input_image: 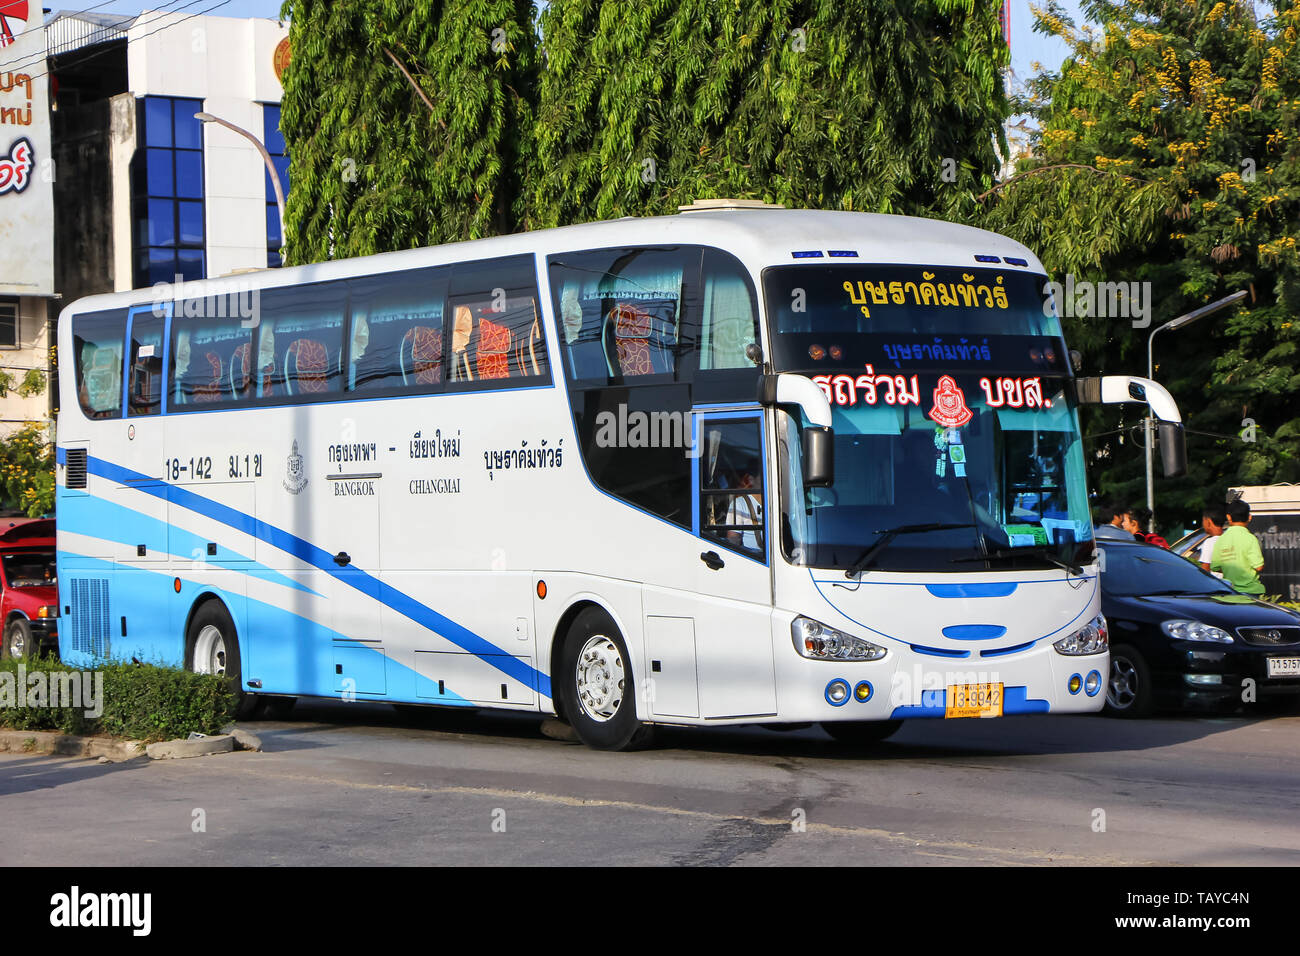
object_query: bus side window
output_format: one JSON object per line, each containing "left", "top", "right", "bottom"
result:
{"left": 347, "top": 267, "right": 450, "bottom": 393}
{"left": 547, "top": 247, "right": 690, "bottom": 383}
{"left": 170, "top": 306, "right": 254, "bottom": 407}
{"left": 72, "top": 310, "right": 126, "bottom": 420}
{"left": 128, "top": 313, "right": 165, "bottom": 416}
{"left": 257, "top": 282, "right": 347, "bottom": 398}
{"left": 697, "top": 249, "right": 759, "bottom": 371}
{"left": 446, "top": 255, "right": 548, "bottom": 386}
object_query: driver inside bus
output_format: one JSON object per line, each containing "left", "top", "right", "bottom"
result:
{"left": 723, "top": 459, "right": 764, "bottom": 553}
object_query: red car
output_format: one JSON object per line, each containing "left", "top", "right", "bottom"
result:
{"left": 0, "top": 518, "right": 58, "bottom": 660}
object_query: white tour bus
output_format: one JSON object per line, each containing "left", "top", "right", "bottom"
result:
{"left": 54, "top": 204, "right": 1187, "bottom": 750}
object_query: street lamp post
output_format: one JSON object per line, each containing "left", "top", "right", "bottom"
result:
{"left": 194, "top": 111, "right": 286, "bottom": 249}
{"left": 1143, "top": 290, "right": 1249, "bottom": 530}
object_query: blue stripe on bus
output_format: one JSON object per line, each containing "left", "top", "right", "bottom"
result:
{"left": 910, "top": 644, "right": 970, "bottom": 658}
{"left": 56, "top": 552, "right": 475, "bottom": 706}
{"left": 980, "top": 641, "right": 1037, "bottom": 657}
{"left": 59, "top": 492, "right": 322, "bottom": 598}
{"left": 75, "top": 454, "right": 552, "bottom": 699}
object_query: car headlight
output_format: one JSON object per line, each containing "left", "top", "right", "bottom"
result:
{"left": 792, "top": 616, "right": 887, "bottom": 662}
{"left": 1161, "top": 620, "right": 1233, "bottom": 643}
{"left": 1053, "top": 614, "right": 1108, "bottom": 655}
{"left": 37, "top": 605, "right": 58, "bottom": 619}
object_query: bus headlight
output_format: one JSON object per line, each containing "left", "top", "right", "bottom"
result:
{"left": 1053, "top": 614, "right": 1108, "bottom": 656}
{"left": 792, "top": 616, "right": 887, "bottom": 662}
{"left": 1161, "top": 620, "right": 1233, "bottom": 643}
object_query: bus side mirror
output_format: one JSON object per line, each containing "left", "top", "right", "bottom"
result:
{"left": 759, "top": 372, "right": 836, "bottom": 487}
{"left": 1159, "top": 421, "right": 1187, "bottom": 478}
{"left": 802, "top": 426, "right": 834, "bottom": 487}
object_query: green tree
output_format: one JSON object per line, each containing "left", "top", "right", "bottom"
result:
{"left": 975, "top": 0, "right": 1300, "bottom": 530}
{"left": 533, "top": 0, "right": 1011, "bottom": 225}
{"left": 0, "top": 423, "right": 54, "bottom": 517}
{"left": 279, "top": 0, "right": 538, "bottom": 262}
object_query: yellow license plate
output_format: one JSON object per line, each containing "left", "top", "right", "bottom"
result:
{"left": 945, "top": 682, "right": 1004, "bottom": 718}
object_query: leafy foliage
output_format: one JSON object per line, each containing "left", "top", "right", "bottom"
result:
{"left": 532, "top": 0, "right": 1011, "bottom": 224}
{"left": 0, "top": 422, "right": 54, "bottom": 517}
{"left": 278, "top": 0, "right": 538, "bottom": 262}
{"left": 0, "top": 658, "right": 236, "bottom": 742}
{"left": 974, "top": 0, "right": 1300, "bottom": 532}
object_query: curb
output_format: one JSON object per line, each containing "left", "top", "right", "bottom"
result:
{"left": 0, "top": 729, "right": 144, "bottom": 761}
{"left": 146, "top": 734, "right": 235, "bottom": 759}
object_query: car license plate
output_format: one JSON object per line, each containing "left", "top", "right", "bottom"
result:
{"left": 946, "top": 682, "right": 1004, "bottom": 718}
{"left": 1266, "top": 657, "right": 1300, "bottom": 678}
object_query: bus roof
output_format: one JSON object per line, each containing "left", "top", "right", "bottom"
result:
{"left": 61, "top": 208, "right": 1046, "bottom": 317}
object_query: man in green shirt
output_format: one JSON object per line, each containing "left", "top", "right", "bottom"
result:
{"left": 1211, "top": 500, "right": 1266, "bottom": 595}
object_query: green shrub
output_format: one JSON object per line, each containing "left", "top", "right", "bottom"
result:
{"left": 0, "top": 655, "right": 236, "bottom": 742}
{"left": 98, "top": 661, "right": 236, "bottom": 741}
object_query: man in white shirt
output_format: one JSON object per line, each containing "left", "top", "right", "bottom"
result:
{"left": 724, "top": 465, "right": 763, "bottom": 554}
{"left": 1199, "top": 505, "right": 1226, "bottom": 575}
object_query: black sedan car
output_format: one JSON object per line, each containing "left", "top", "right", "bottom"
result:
{"left": 1099, "top": 538, "right": 1300, "bottom": 716}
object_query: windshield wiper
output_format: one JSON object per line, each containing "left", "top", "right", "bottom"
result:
{"left": 951, "top": 543, "right": 1085, "bottom": 576}
{"left": 844, "top": 523, "right": 978, "bottom": 579}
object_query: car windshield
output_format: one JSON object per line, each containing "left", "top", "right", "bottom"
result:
{"left": 2, "top": 552, "right": 55, "bottom": 588}
{"left": 1100, "top": 544, "right": 1234, "bottom": 597}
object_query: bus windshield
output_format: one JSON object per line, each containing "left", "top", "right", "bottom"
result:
{"left": 765, "top": 264, "right": 1092, "bottom": 573}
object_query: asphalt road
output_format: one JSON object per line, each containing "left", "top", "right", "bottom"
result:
{"left": 4, "top": 701, "right": 1300, "bottom": 866}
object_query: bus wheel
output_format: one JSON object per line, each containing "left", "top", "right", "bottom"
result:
{"left": 187, "top": 601, "right": 260, "bottom": 720}
{"left": 1105, "top": 644, "right": 1153, "bottom": 717}
{"left": 820, "top": 720, "right": 902, "bottom": 745}
{"left": 559, "top": 607, "right": 653, "bottom": 751}
{"left": 2, "top": 619, "right": 37, "bottom": 660}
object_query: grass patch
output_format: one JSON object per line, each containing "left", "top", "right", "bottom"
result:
{"left": 0, "top": 654, "right": 236, "bottom": 743}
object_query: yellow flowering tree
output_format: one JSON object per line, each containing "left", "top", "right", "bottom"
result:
{"left": 0, "top": 423, "right": 54, "bottom": 517}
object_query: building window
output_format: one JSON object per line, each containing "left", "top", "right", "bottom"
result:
{"left": 133, "top": 96, "right": 205, "bottom": 288}
{"left": 0, "top": 299, "right": 17, "bottom": 348}
{"left": 264, "top": 103, "right": 289, "bottom": 268}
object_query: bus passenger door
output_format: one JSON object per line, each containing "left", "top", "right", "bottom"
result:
{"left": 687, "top": 411, "right": 777, "bottom": 718}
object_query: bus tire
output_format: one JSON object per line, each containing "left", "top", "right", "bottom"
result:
{"left": 1105, "top": 644, "right": 1153, "bottom": 718}
{"left": 2, "top": 618, "right": 37, "bottom": 660}
{"left": 559, "top": 607, "right": 653, "bottom": 751}
{"left": 820, "top": 719, "right": 902, "bottom": 745}
{"left": 186, "top": 601, "right": 260, "bottom": 721}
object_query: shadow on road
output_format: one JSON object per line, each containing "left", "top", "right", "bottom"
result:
{"left": 238, "top": 696, "right": 1298, "bottom": 763}
{"left": 0, "top": 752, "right": 148, "bottom": 797}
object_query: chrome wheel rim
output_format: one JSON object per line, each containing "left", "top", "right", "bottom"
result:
{"left": 7, "top": 625, "right": 24, "bottom": 658}
{"left": 193, "top": 624, "right": 228, "bottom": 676}
{"left": 1108, "top": 656, "right": 1137, "bottom": 710}
{"left": 575, "top": 634, "right": 625, "bottom": 722}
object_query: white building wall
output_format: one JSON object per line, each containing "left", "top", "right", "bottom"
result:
{"left": 0, "top": 297, "right": 53, "bottom": 434}
{"left": 126, "top": 11, "right": 288, "bottom": 282}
